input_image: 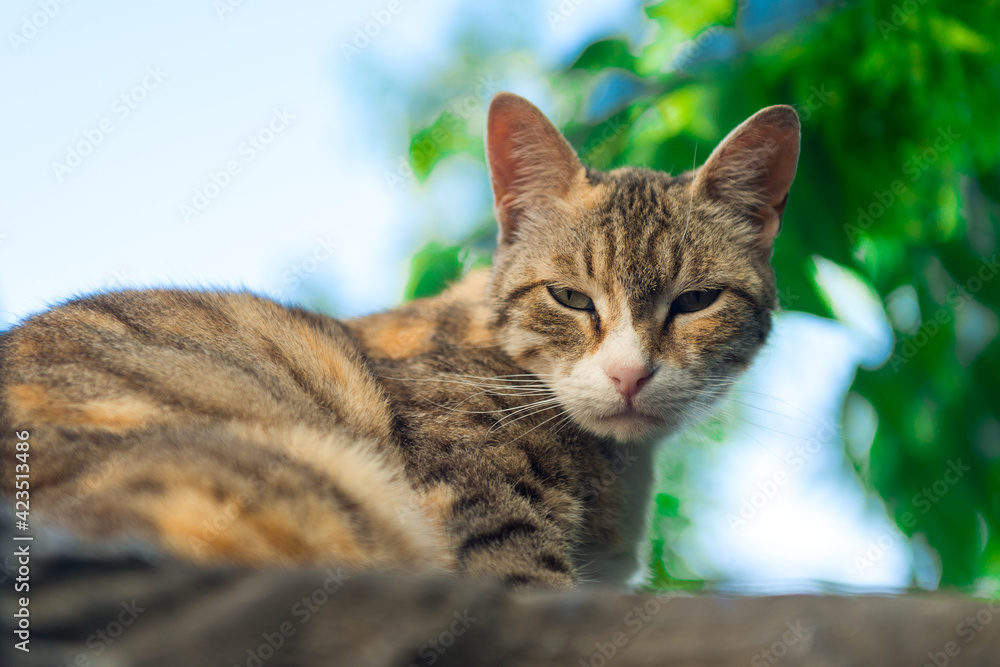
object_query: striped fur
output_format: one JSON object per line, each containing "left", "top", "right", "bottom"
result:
{"left": 0, "top": 93, "right": 799, "bottom": 588}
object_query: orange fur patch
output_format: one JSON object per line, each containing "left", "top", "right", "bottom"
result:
{"left": 71, "top": 397, "right": 163, "bottom": 431}
{"left": 368, "top": 316, "right": 435, "bottom": 360}
{"left": 5, "top": 384, "right": 50, "bottom": 423}
{"left": 6, "top": 384, "right": 161, "bottom": 432}
{"left": 419, "top": 483, "right": 456, "bottom": 528}
{"left": 461, "top": 305, "right": 496, "bottom": 348}
{"left": 293, "top": 322, "right": 352, "bottom": 385}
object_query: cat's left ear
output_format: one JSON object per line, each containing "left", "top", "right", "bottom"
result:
{"left": 694, "top": 105, "right": 800, "bottom": 254}
{"left": 486, "top": 92, "right": 584, "bottom": 245}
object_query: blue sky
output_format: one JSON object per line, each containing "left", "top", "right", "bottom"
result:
{"left": 1, "top": 0, "right": 917, "bottom": 590}
{"left": 0, "top": 0, "right": 647, "bottom": 321}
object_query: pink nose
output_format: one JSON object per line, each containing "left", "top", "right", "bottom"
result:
{"left": 607, "top": 366, "right": 653, "bottom": 402}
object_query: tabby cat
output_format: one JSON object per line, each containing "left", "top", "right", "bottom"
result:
{"left": 0, "top": 93, "right": 799, "bottom": 589}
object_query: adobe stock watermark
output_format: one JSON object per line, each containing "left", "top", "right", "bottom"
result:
{"left": 340, "top": 0, "right": 409, "bottom": 62}
{"left": 750, "top": 619, "right": 812, "bottom": 666}
{"left": 922, "top": 596, "right": 1000, "bottom": 667}
{"left": 578, "top": 595, "right": 672, "bottom": 667}
{"left": 580, "top": 449, "right": 639, "bottom": 506}
{"left": 853, "top": 524, "right": 908, "bottom": 576}
{"left": 777, "top": 285, "right": 801, "bottom": 310}
{"left": 671, "top": 1, "right": 749, "bottom": 73}
{"left": 792, "top": 85, "right": 834, "bottom": 122}
{"left": 878, "top": 0, "right": 930, "bottom": 40}
{"left": 51, "top": 66, "right": 169, "bottom": 182}
{"left": 51, "top": 600, "right": 145, "bottom": 666}
{"left": 727, "top": 418, "right": 836, "bottom": 532}
{"left": 889, "top": 255, "right": 998, "bottom": 371}
{"left": 185, "top": 439, "right": 355, "bottom": 560}
{"left": 854, "top": 459, "right": 969, "bottom": 574}
{"left": 577, "top": 116, "right": 630, "bottom": 166}
{"left": 280, "top": 236, "right": 340, "bottom": 294}
{"left": 187, "top": 477, "right": 267, "bottom": 558}
{"left": 8, "top": 0, "right": 73, "bottom": 53}
{"left": 55, "top": 447, "right": 138, "bottom": 515}
{"left": 669, "top": 1, "right": 750, "bottom": 73}
{"left": 547, "top": 0, "right": 590, "bottom": 29}
{"left": 843, "top": 126, "right": 960, "bottom": 243}
{"left": 214, "top": 0, "right": 248, "bottom": 21}
{"left": 671, "top": 25, "right": 724, "bottom": 72}
{"left": 384, "top": 76, "right": 503, "bottom": 193}
{"left": 104, "top": 267, "right": 137, "bottom": 289}
{"left": 235, "top": 568, "right": 351, "bottom": 667}
{"left": 407, "top": 610, "right": 478, "bottom": 667}
{"left": 186, "top": 446, "right": 306, "bottom": 558}
{"left": 179, "top": 107, "right": 295, "bottom": 224}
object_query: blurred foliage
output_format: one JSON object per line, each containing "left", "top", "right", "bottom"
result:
{"left": 402, "top": 0, "right": 1000, "bottom": 589}
{"left": 403, "top": 242, "right": 465, "bottom": 300}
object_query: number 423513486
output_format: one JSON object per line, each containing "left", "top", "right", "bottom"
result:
{"left": 14, "top": 430, "right": 30, "bottom": 524}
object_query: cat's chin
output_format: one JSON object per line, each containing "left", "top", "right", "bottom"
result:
{"left": 582, "top": 410, "right": 670, "bottom": 444}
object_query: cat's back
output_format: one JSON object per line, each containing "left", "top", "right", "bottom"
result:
{"left": 1, "top": 288, "right": 394, "bottom": 440}
{"left": 0, "top": 289, "right": 447, "bottom": 568}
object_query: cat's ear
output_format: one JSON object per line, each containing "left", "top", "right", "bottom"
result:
{"left": 486, "top": 92, "right": 584, "bottom": 245}
{"left": 694, "top": 105, "right": 800, "bottom": 253}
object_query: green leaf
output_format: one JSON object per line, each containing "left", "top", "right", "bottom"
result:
{"left": 655, "top": 492, "right": 681, "bottom": 518}
{"left": 570, "top": 39, "right": 638, "bottom": 72}
{"left": 928, "top": 16, "right": 993, "bottom": 54}
{"left": 403, "top": 242, "right": 464, "bottom": 301}
{"left": 645, "top": 0, "right": 736, "bottom": 32}
{"left": 409, "top": 113, "right": 477, "bottom": 180}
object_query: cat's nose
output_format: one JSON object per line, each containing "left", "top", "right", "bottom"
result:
{"left": 607, "top": 365, "right": 653, "bottom": 403}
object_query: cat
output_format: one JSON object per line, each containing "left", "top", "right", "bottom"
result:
{"left": 0, "top": 92, "right": 799, "bottom": 589}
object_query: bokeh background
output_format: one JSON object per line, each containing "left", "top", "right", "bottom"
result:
{"left": 2, "top": 0, "right": 998, "bottom": 594}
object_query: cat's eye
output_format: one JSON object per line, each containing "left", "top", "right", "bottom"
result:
{"left": 548, "top": 286, "right": 594, "bottom": 311}
{"left": 672, "top": 289, "right": 721, "bottom": 314}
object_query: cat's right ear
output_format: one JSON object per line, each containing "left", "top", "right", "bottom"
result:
{"left": 486, "top": 93, "right": 583, "bottom": 245}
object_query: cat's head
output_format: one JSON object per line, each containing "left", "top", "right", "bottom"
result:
{"left": 484, "top": 92, "right": 799, "bottom": 443}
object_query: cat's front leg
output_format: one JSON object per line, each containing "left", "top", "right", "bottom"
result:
{"left": 434, "top": 458, "right": 581, "bottom": 590}
{"left": 452, "top": 501, "right": 578, "bottom": 590}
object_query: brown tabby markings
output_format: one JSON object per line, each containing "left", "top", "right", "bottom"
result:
{"left": 0, "top": 93, "right": 799, "bottom": 588}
